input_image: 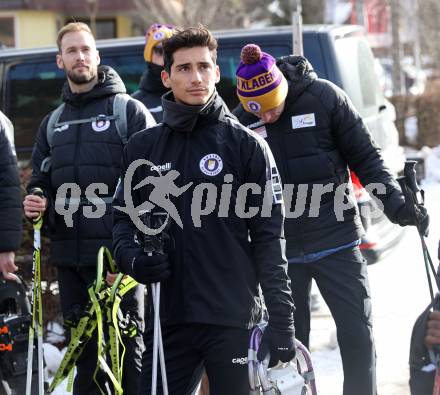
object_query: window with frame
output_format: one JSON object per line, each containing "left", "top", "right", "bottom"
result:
{"left": 67, "top": 18, "right": 116, "bottom": 40}
{"left": 0, "top": 16, "right": 15, "bottom": 47}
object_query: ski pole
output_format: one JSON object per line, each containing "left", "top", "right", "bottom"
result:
{"left": 150, "top": 279, "right": 168, "bottom": 395}
{"left": 397, "top": 161, "right": 438, "bottom": 301}
{"left": 26, "top": 187, "right": 45, "bottom": 395}
{"left": 140, "top": 209, "right": 169, "bottom": 395}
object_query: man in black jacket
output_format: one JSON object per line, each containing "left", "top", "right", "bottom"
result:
{"left": 0, "top": 111, "right": 22, "bottom": 281}
{"left": 23, "top": 22, "right": 155, "bottom": 395}
{"left": 233, "top": 44, "right": 429, "bottom": 395}
{"left": 113, "top": 26, "right": 295, "bottom": 395}
{"left": 132, "top": 23, "right": 174, "bottom": 122}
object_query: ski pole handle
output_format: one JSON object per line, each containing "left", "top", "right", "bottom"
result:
{"left": 31, "top": 187, "right": 44, "bottom": 224}
{"left": 403, "top": 160, "right": 420, "bottom": 198}
{"left": 396, "top": 176, "right": 409, "bottom": 201}
{"left": 31, "top": 187, "right": 44, "bottom": 198}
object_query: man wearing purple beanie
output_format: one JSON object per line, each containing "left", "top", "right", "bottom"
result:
{"left": 234, "top": 44, "right": 429, "bottom": 395}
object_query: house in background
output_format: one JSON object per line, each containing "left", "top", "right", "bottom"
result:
{"left": 0, "top": 0, "right": 138, "bottom": 49}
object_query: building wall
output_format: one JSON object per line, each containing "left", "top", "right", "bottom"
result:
{"left": 1, "top": 10, "right": 134, "bottom": 49}
{"left": 116, "top": 15, "right": 132, "bottom": 37}
{"left": 16, "top": 10, "right": 59, "bottom": 48}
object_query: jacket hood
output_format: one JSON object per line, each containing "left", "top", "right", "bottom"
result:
{"left": 161, "top": 89, "right": 230, "bottom": 133}
{"left": 62, "top": 65, "right": 126, "bottom": 107}
{"left": 139, "top": 62, "right": 169, "bottom": 96}
{"left": 276, "top": 55, "right": 317, "bottom": 102}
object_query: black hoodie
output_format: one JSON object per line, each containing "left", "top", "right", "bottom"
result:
{"left": 113, "top": 90, "right": 295, "bottom": 330}
{"left": 132, "top": 62, "right": 169, "bottom": 122}
{"left": 234, "top": 56, "right": 405, "bottom": 258}
{"left": 28, "top": 66, "right": 155, "bottom": 267}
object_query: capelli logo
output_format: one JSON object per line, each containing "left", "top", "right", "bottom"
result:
{"left": 231, "top": 357, "right": 248, "bottom": 365}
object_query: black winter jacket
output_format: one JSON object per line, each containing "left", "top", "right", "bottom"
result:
{"left": 0, "top": 112, "right": 22, "bottom": 252}
{"left": 131, "top": 62, "right": 169, "bottom": 122}
{"left": 28, "top": 66, "right": 155, "bottom": 267}
{"left": 113, "top": 91, "right": 295, "bottom": 330}
{"left": 234, "top": 56, "right": 405, "bottom": 258}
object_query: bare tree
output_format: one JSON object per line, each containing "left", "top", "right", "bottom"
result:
{"left": 390, "top": 0, "right": 404, "bottom": 95}
{"left": 85, "top": 0, "right": 100, "bottom": 37}
{"left": 131, "top": 0, "right": 271, "bottom": 32}
{"left": 418, "top": 0, "right": 440, "bottom": 72}
{"left": 271, "top": 0, "right": 325, "bottom": 25}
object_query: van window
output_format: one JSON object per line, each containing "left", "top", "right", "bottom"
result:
{"left": 303, "top": 35, "right": 326, "bottom": 79}
{"left": 0, "top": 17, "right": 15, "bottom": 47}
{"left": 333, "top": 37, "right": 382, "bottom": 117}
{"left": 217, "top": 45, "right": 290, "bottom": 110}
{"left": 100, "top": 53, "right": 145, "bottom": 93}
{"left": 6, "top": 61, "right": 64, "bottom": 154}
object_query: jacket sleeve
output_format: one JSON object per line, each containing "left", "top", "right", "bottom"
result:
{"left": 245, "top": 133, "right": 295, "bottom": 331}
{"left": 112, "top": 142, "right": 143, "bottom": 276}
{"left": 0, "top": 117, "right": 22, "bottom": 252}
{"left": 126, "top": 98, "right": 156, "bottom": 140}
{"left": 326, "top": 81, "right": 405, "bottom": 221}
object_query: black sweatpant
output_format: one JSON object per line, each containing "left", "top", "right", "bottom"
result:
{"left": 288, "top": 246, "right": 376, "bottom": 395}
{"left": 57, "top": 266, "right": 145, "bottom": 395}
{"left": 138, "top": 324, "right": 250, "bottom": 395}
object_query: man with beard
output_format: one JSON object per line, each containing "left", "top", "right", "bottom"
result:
{"left": 132, "top": 23, "right": 174, "bottom": 122}
{"left": 23, "top": 22, "right": 155, "bottom": 395}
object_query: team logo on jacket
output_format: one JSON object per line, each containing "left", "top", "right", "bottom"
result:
{"left": 91, "top": 115, "right": 110, "bottom": 132}
{"left": 247, "top": 101, "right": 261, "bottom": 113}
{"left": 199, "top": 153, "right": 223, "bottom": 176}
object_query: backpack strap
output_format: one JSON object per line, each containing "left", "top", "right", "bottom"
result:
{"left": 46, "top": 103, "right": 65, "bottom": 151}
{"left": 113, "top": 93, "right": 130, "bottom": 145}
{"left": 40, "top": 95, "right": 131, "bottom": 173}
{"left": 40, "top": 103, "right": 65, "bottom": 173}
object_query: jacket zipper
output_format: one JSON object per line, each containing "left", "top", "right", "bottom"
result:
{"left": 74, "top": 105, "right": 83, "bottom": 268}
{"left": 275, "top": 121, "right": 305, "bottom": 258}
{"left": 181, "top": 132, "right": 191, "bottom": 318}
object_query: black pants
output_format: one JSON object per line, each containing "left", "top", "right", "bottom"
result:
{"left": 138, "top": 324, "right": 250, "bottom": 395}
{"left": 57, "top": 266, "right": 145, "bottom": 395}
{"left": 288, "top": 246, "right": 376, "bottom": 395}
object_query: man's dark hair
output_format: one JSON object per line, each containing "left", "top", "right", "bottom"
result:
{"left": 162, "top": 25, "right": 218, "bottom": 73}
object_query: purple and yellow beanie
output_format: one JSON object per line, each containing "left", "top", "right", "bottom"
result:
{"left": 236, "top": 44, "right": 288, "bottom": 114}
{"left": 143, "top": 23, "right": 175, "bottom": 63}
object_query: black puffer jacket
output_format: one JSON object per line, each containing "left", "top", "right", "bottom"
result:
{"left": 113, "top": 91, "right": 294, "bottom": 330}
{"left": 28, "top": 66, "right": 155, "bottom": 267}
{"left": 0, "top": 112, "right": 22, "bottom": 252}
{"left": 131, "top": 62, "right": 169, "bottom": 122}
{"left": 234, "top": 56, "right": 405, "bottom": 258}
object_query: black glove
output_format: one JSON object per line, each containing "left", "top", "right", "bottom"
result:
{"left": 131, "top": 253, "right": 171, "bottom": 284}
{"left": 257, "top": 326, "right": 296, "bottom": 368}
{"left": 395, "top": 203, "right": 430, "bottom": 237}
